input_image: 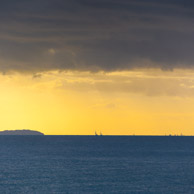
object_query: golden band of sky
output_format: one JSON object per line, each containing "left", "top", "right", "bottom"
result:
{"left": 1, "top": 68, "right": 194, "bottom": 135}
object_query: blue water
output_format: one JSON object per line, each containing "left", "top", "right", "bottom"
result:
{"left": 0, "top": 136, "right": 194, "bottom": 193}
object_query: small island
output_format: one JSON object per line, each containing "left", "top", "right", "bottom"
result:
{"left": 0, "top": 129, "right": 44, "bottom": 135}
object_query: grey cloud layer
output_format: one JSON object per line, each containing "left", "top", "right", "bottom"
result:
{"left": 0, "top": 0, "right": 194, "bottom": 72}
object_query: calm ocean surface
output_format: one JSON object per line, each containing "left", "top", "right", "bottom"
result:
{"left": 0, "top": 136, "right": 194, "bottom": 193}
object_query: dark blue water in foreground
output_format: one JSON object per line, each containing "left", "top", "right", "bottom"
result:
{"left": 0, "top": 136, "right": 194, "bottom": 193}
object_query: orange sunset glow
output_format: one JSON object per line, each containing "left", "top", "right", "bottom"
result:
{"left": 1, "top": 69, "right": 194, "bottom": 135}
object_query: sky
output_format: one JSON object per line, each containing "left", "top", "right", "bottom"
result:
{"left": 1, "top": 0, "right": 194, "bottom": 135}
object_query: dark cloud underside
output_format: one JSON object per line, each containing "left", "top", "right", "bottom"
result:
{"left": 0, "top": 0, "right": 194, "bottom": 72}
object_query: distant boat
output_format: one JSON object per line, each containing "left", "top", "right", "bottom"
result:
{"left": 95, "top": 131, "right": 103, "bottom": 136}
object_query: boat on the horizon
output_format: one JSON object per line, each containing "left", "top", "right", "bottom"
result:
{"left": 95, "top": 131, "right": 103, "bottom": 136}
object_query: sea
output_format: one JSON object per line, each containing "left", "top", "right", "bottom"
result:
{"left": 0, "top": 136, "right": 194, "bottom": 194}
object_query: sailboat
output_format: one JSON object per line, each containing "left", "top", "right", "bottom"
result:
{"left": 95, "top": 131, "right": 103, "bottom": 136}
{"left": 95, "top": 131, "right": 98, "bottom": 136}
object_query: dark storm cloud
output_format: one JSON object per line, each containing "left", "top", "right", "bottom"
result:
{"left": 0, "top": 0, "right": 194, "bottom": 72}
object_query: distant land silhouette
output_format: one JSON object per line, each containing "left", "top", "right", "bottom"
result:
{"left": 0, "top": 129, "right": 44, "bottom": 135}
